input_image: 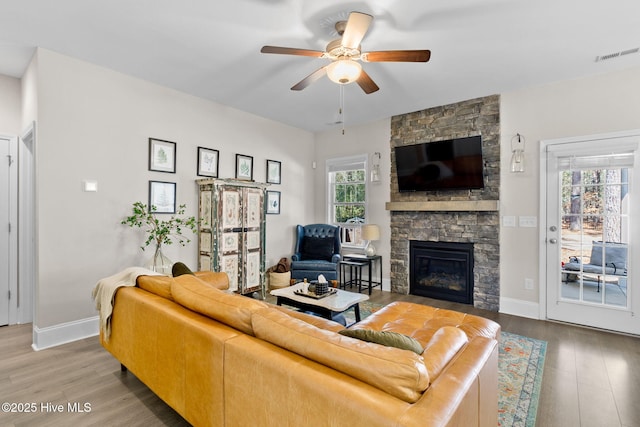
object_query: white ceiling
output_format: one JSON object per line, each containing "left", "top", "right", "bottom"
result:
{"left": 1, "top": 0, "right": 640, "bottom": 132}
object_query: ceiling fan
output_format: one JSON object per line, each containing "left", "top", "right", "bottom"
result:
{"left": 260, "top": 11, "right": 431, "bottom": 94}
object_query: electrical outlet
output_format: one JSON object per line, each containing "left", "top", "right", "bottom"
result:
{"left": 524, "top": 278, "right": 534, "bottom": 290}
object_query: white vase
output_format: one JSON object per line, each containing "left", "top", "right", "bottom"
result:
{"left": 146, "top": 245, "right": 172, "bottom": 274}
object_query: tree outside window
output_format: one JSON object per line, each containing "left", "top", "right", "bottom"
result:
{"left": 330, "top": 168, "right": 367, "bottom": 246}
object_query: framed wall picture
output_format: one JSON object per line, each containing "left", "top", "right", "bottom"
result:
{"left": 149, "top": 180, "right": 176, "bottom": 214}
{"left": 266, "top": 159, "right": 281, "bottom": 184}
{"left": 266, "top": 190, "right": 281, "bottom": 215}
{"left": 235, "top": 154, "right": 253, "bottom": 181}
{"left": 197, "top": 147, "right": 219, "bottom": 177}
{"left": 149, "top": 138, "right": 176, "bottom": 173}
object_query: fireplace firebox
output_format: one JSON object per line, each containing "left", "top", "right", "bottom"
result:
{"left": 410, "top": 240, "right": 474, "bottom": 304}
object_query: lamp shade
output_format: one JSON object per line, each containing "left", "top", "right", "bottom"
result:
{"left": 361, "top": 224, "right": 380, "bottom": 241}
{"left": 326, "top": 59, "right": 362, "bottom": 84}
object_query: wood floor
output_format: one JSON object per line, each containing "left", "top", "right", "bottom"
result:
{"left": 1, "top": 290, "right": 639, "bottom": 427}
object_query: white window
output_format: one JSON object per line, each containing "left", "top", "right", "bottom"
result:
{"left": 327, "top": 155, "right": 368, "bottom": 247}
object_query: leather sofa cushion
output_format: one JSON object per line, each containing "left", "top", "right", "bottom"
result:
{"left": 137, "top": 271, "right": 229, "bottom": 301}
{"left": 171, "top": 275, "right": 268, "bottom": 336}
{"left": 422, "top": 326, "right": 468, "bottom": 381}
{"left": 271, "top": 305, "right": 345, "bottom": 332}
{"left": 353, "top": 301, "right": 500, "bottom": 346}
{"left": 193, "top": 271, "right": 230, "bottom": 290}
{"left": 137, "top": 275, "right": 174, "bottom": 300}
{"left": 251, "top": 308, "right": 429, "bottom": 403}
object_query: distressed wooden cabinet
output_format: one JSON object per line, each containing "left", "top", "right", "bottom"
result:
{"left": 197, "top": 179, "right": 268, "bottom": 296}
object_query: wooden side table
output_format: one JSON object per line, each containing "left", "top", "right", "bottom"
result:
{"left": 342, "top": 254, "right": 382, "bottom": 295}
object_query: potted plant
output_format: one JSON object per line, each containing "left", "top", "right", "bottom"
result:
{"left": 122, "top": 201, "right": 198, "bottom": 273}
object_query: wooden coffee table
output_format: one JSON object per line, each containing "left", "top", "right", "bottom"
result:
{"left": 270, "top": 282, "right": 369, "bottom": 325}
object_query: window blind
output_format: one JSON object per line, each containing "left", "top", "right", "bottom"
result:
{"left": 547, "top": 139, "right": 638, "bottom": 171}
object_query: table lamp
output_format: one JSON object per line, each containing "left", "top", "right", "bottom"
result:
{"left": 361, "top": 224, "right": 380, "bottom": 256}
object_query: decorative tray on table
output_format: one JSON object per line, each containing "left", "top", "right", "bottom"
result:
{"left": 293, "top": 288, "right": 337, "bottom": 299}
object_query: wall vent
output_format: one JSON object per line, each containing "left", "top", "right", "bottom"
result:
{"left": 596, "top": 47, "right": 640, "bottom": 62}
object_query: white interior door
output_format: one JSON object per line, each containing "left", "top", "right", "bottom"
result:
{"left": 543, "top": 131, "right": 640, "bottom": 334}
{"left": 0, "top": 137, "right": 10, "bottom": 326}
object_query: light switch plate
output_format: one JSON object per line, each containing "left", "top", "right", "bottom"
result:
{"left": 83, "top": 180, "right": 98, "bottom": 192}
{"left": 502, "top": 216, "right": 516, "bottom": 227}
{"left": 519, "top": 216, "right": 537, "bottom": 227}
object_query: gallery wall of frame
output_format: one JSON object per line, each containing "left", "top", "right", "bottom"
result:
{"left": 146, "top": 137, "right": 282, "bottom": 216}
{"left": 148, "top": 138, "right": 178, "bottom": 213}
{"left": 197, "top": 147, "right": 219, "bottom": 178}
{"left": 235, "top": 154, "right": 253, "bottom": 181}
{"left": 146, "top": 136, "right": 285, "bottom": 291}
{"left": 266, "top": 190, "right": 280, "bottom": 215}
{"left": 266, "top": 159, "right": 281, "bottom": 184}
{"left": 149, "top": 138, "right": 176, "bottom": 173}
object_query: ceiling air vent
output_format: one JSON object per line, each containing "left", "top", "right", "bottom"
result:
{"left": 596, "top": 47, "right": 640, "bottom": 62}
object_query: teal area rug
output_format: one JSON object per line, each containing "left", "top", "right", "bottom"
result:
{"left": 345, "top": 303, "right": 546, "bottom": 427}
{"left": 341, "top": 301, "right": 384, "bottom": 325}
{"left": 498, "top": 331, "right": 547, "bottom": 427}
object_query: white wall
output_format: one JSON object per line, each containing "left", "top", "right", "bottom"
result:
{"left": 27, "top": 49, "right": 314, "bottom": 333}
{"left": 0, "top": 74, "right": 21, "bottom": 134}
{"left": 314, "top": 118, "right": 391, "bottom": 289}
{"left": 500, "top": 66, "right": 640, "bottom": 315}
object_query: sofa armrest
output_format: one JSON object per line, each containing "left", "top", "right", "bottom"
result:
{"left": 397, "top": 337, "right": 498, "bottom": 427}
{"left": 331, "top": 254, "right": 342, "bottom": 263}
{"left": 292, "top": 253, "right": 301, "bottom": 262}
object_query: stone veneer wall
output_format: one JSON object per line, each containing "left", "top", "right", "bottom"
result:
{"left": 389, "top": 95, "right": 500, "bottom": 311}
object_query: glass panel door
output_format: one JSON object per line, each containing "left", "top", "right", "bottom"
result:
{"left": 560, "top": 168, "right": 629, "bottom": 307}
{"left": 544, "top": 132, "right": 640, "bottom": 335}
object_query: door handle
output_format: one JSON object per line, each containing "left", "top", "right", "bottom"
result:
{"left": 549, "top": 238, "right": 557, "bottom": 244}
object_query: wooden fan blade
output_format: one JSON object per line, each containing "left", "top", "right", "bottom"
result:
{"left": 364, "top": 50, "right": 431, "bottom": 62}
{"left": 341, "top": 12, "right": 373, "bottom": 49}
{"left": 291, "top": 66, "right": 327, "bottom": 91}
{"left": 356, "top": 69, "right": 379, "bottom": 94}
{"left": 261, "top": 46, "right": 324, "bottom": 57}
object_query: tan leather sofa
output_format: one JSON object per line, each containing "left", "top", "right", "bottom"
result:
{"left": 101, "top": 272, "right": 500, "bottom": 427}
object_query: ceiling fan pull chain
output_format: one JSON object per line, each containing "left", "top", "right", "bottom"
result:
{"left": 340, "top": 85, "right": 346, "bottom": 135}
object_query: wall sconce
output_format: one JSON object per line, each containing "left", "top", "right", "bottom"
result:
{"left": 510, "top": 134, "right": 525, "bottom": 173}
{"left": 361, "top": 224, "right": 380, "bottom": 256}
{"left": 370, "top": 152, "right": 381, "bottom": 182}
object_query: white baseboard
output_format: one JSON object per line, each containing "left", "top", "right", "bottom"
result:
{"left": 499, "top": 297, "right": 541, "bottom": 320}
{"left": 32, "top": 316, "right": 99, "bottom": 351}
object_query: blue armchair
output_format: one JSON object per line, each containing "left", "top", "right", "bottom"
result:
{"left": 291, "top": 224, "right": 342, "bottom": 282}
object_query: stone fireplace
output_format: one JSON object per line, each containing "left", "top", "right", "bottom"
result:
{"left": 387, "top": 95, "right": 500, "bottom": 311}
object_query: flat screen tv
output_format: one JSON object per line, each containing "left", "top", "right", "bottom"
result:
{"left": 395, "top": 135, "right": 484, "bottom": 192}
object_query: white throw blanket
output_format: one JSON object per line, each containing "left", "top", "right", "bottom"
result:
{"left": 92, "top": 267, "right": 162, "bottom": 341}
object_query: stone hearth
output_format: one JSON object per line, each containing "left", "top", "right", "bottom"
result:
{"left": 388, "top": 95, "right": 500, "bottom": 311}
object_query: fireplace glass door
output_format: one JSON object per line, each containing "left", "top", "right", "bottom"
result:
{"left": 410, "top": 241, "right": 473, "bottom": 304}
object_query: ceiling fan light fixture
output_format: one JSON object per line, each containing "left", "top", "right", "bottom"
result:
{"left": 326, "top": 59, "right": 362, "bottom": 84}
